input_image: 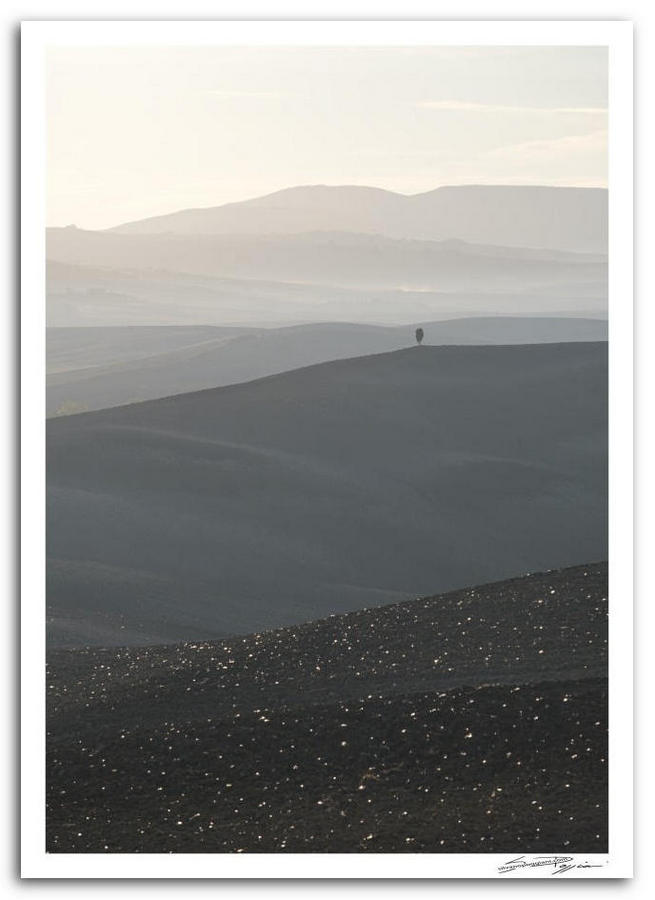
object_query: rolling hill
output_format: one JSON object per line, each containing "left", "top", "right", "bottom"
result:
{"left": 47, "top": 318, "right": 608, "bottom": 416}
{"left": 46, "top": 259, "right": 608, "bottom": 329}
{"left": 47, "top": 185, "right": 608, "bottom": 331}
{"left": 45, "top": 229, "right": 606, "bottom": 293}
{"left": 47, "top": 344, "right": 607, "bottom": 647}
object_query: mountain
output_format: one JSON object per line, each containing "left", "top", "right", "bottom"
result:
{"left": 46, "top": 229, "right": 607, "bottom": 294}
{"left": 109, "top": 184, "right": 608, "bottom": 255}
{"left": 47, "top": 562, "right": 607, "bottom": 853}
{"left": 47, "top": 186, "right": 608, "bottom": 330}
{"left": 47, "top": 318, "right": 608, "bottom": 417}
{"left": 47, "top": 344, "right": 607, "bottom": 647}
{"left": 46, "top": 259, "right": 608, "bottom": 329}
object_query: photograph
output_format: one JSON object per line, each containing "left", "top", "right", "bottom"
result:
{"left": 19, "top": 19, "right": 633, "bottom": 879}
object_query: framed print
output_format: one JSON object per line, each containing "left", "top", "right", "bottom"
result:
{"left": 20, "top": 19, "right": 633, "bottom": 879}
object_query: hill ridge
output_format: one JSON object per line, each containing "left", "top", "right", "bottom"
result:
{"left": 108, "top": 183, "right": 608, "bottom": 234}
{"left": 90, "top": 184, "right": 607, "bottom": 256}
{"left": 47, "top": 341, "right": 607, "bottom": 422}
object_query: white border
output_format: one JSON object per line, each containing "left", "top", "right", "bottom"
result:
{"left": 20, "top": 19, "right": 633, "bottom": 880}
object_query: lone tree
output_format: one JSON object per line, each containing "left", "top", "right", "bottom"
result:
{"left": 415, "top": 327, "right": 424, "bottom": 346}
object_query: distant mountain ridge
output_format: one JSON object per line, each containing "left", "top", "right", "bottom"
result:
{"left": 107, "top": 184, "right": 608, "bottom": 254}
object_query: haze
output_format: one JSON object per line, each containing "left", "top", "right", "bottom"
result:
{"left": 47, "top": 45, "right": 607, "bottom": 229}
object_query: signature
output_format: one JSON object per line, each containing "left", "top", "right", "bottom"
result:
{"left": 498, "top": 855, "right": 606, "bottom": 876}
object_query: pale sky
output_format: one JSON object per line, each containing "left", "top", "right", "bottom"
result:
{"left": 47, "top": 45, "right": 608, "bottom": 230}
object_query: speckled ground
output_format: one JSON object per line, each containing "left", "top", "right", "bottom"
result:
{"left": 46, "top": 562, "right": 607, "bottom": 853}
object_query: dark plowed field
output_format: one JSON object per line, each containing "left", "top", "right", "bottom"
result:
{"left": 47, "top": 563, "right": 607, "bottom": 853}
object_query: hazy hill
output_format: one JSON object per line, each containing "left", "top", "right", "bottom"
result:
{"left": 47, "top": 344, "right": 607, "bottom": 647}
{"left": 47, "top": 562, "right": 607, "bottom": 853}
{"left": 47, "top": 318, "right": 608, "bottom": 416}
{"left": 110, "top": 184, "right": 608, "bottom": 255}
{"left": 47, "top": 186, "right": 608, "bottom": 330}
{"left": 46, "top": 228, "right": 606, "bottom": 293}
{"left": 46, "top": 324, "right": 249, "bottom": 374}
{"left": 46, "top": 259, "right": 608, "bottom": 329}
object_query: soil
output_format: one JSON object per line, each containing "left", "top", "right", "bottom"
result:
{"left": 46, "top": 561, "right": 607, "bottom": 853}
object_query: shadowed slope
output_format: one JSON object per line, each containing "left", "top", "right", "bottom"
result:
{"left": 47, "top": 344, "right": 607, "bottom": 647}
{"left": 47, "top": 318, "right": 608, "bottom": 416}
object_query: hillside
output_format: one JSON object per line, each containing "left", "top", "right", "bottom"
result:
{"left": 46, "top": 562, "right": 608, "bottom": 853}
{"left": 46, "top": 259, "right": 608, "bottom": 329}
{"left": 109, "top": 184, "right": 608, "bottom": 255}
{"left": 46, "top": 229, "right": 606, "bottom": 294}
{"left": 47, "top": 344, "right": 607, "bottom": 647}
{"left": 47, "top": 318, "right": 608, "bottom": 416}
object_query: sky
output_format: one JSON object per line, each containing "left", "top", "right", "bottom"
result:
{"left": 47, "top": 45, "right": 608, "bottom": 230}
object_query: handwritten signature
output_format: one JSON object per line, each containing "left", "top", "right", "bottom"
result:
{"left": 498, "top": 855, "right": 606, "bottom": 876}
